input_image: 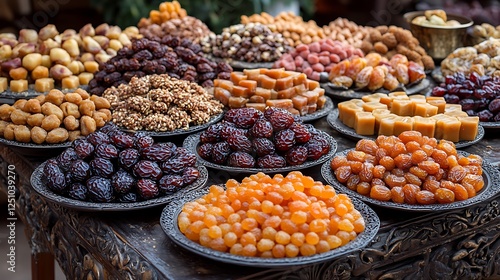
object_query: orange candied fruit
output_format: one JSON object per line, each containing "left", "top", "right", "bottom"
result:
{"left": 330, "top": 133, "right": 485, "bottom": 205}
{"left": 178, "top": 172, "right": 365, "bottom": 258}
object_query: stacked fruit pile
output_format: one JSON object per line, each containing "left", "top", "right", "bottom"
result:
{"left": 44, "top": 123, "right": 201, "bottom": 202}
{"left": 197, "top": 107, "right": 331, "bottom": 168}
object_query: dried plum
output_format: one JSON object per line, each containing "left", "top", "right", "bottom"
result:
{"left": 285, "top": 146, "right": 308, "bottom": 166}
{"left": 210, "top": 141, "right": 231, "bottom": 164}
{"left": 44, "top": 162, "right": 67, "bottom": 193}
{"left": 158, "top": 174, "right": 184, "bottom": 194}
{"left": 111, "top": 170, "right": 136, "bottom": 194}
{"left": 70, "top": 160, "right": 90, "bottom": 182}
{"left": 224, "top": 108, "right": 260, "bottom": 128}
{"left": 274, "top": 129, "right": 295, "bottom": 151}
{"left": 94, "top": 143, "right": 119, "bottom": 159}
{"left": 136, "top": 179, "right": 159, "bottom": 199}
{"left": 252, "top": 138, "right": 275, "bottom": 157}
{"left": 257, "top": 154, "right": 286, "bottom": 168}
{"left": 250, "top": 119, "right": 273, "bottom": 138}
{"left": 197, "top": 143, "right": 213, "bottom": 160}
{"left": 111, "top": 134, "right": 136, "bottom": 149}
{"left": 133, "top": 160, "right": 162, "bottom": 180}
{"left": 135, "top": 135, "right": 155, "bottom": 150}
{"left": 87, "top": 176, "right": 113, "bottom": 202}
{"left": 289, "top": 123, "right": 311, "bottom": 144}
{"left": 227, "top": 134, "right": 252, "bottom": 153}
{"left": 90, "top": 158, "right": 114, "bottom": 178}
{"left": 141, "top": 144, "right": 174, "bottom": 162}
{"left": 57, "top": 148, "right": 78, "bottom": 171}
{"left": 268, "top": 110, "right": 294, "bottom": 131}
{"left": 200, "top": 123, "right": 223, "bottom": 143}
{"left": 75, "top": 140, "right": 95, "bottom": 159}
{"left": 87, "top": 131, "right": 110, "bottom": 146}
{"left": 67, "top": 183, "right": 87, "bottom": 201}
{"left": 182, "top": 167, "right": 200, "bottom": 185}
{"left": 227, "top": 152, "right": 255, "bottom": 168}
{"left": 118, "top": 148, "right": 140, "bottom": 170}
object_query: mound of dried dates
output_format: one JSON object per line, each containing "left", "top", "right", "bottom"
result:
{"left": 43, "top": 122, "right": 201, "bottom": 202}
{"left": 88, "top": 37, "right": 232, "bottom": 95}
{"left": 197, "top": 107, "right": 331, "bottom": 168}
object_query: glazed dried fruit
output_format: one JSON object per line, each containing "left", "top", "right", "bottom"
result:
{"left": 198, "top": 107, "right": 330, "bottom": 169}
{"left": 330, "top": 131, "right": 485, "bottom": 205}
{"left": 43, "top": 122, "right": 201, "bottom": 203}
{"left": 178, "top": 172, "right": 365, "bottom": 258}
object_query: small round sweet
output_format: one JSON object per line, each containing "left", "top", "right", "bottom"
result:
{"left": 178, "top": 171, "right": 365, "bottom": 258}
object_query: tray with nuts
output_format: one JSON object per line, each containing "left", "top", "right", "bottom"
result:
{"left": 201, "top": 23, "right": 292, "bottom": 65}
{"left": 0, "top": 88, "right": 110, "bottom": 149}
{"left": 102, "top": 73, "right": 224, "bottom": 134}
{"left": 0, "top": 23, "right": 141, "bottom": 95}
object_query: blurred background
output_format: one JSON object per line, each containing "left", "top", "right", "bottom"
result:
{"left": 0, "top": 0, "right": 498, "bottom": 34}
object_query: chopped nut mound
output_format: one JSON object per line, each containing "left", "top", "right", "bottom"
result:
{"left": 104, "top": 74, "right": 224, "bottom": 131}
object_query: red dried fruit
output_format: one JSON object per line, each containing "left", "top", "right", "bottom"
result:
{"left": 70, "top": 160, "right": 90, "bottom": 182}
{"left": 250, "top": 119, "right": 274, "bottom": 138}
{"left": 182, "top": 167, "right": 200, "bottom": 185}
{"left": 44, "top": 161, "right": 67, "bottom": 192}
{"left": 257, "top": 154, "right": 287, "bottom": 168}
{"left": 87, "top": 131, "right": 111, "bottom": 146}
{"left": 285, "top": 146, "right": 308, "bottom": 166}
{"left": 289, "top": 123, "right": 311, "bottom": 144}
{"left": 252, "top": 138, "right": 275, "bottom": 157}
{"left": 274, "top": 129, "right": 295, "bottom": 151}
{"left": 200, "top": 123, "right": 224, "bottom": 143}
{"left": 136, "top": 178, "right": 159, "bottom": 200}
{"left": 305, "top": 135, "right": 330, "bottom": 160}
{"left": 159, "top": 174, "right": 184, "bottom": 194}
{"left": 118, "top": 148, "right": 140, "bottom": 170}
{"left": 87, "top": 176, "right": 113, "bottom": 202}
{"left": 111, "top": 170, "right": 136, "bottom": 194}
{"left": 224, "top": 108, "right": 261, "bottom": 128}
{"left": 111, "top": 134, "right": 136, "bottom": 149}
{"left": 268, "top": 110, "right": 295, "bottom": 131}
{"left": 334, "top": 165, "right": 351, "bottom": 183}
{"left": 74, "top": 140, "right": 95, "bottom": 159}
{"left": 227, "top": 151, "right": 255, "bottom": 168}
{"left": 227, "top": 134, "right": 253, "bottom": 153}
{"left": 67, "top": 183, "right": 87, "bottom": 201}
{"left": 198, "top": 143, "right": 213, "bottom": 160}
{"left": 133, "top": 160, "right": 162, "bottom": 180}
{"left": 57, "top": 148, "right": 79, "bottom": 172}
{"left": 210, "top": 141, "right": 231, "bottom": 164}
{"left": 90, "top": 158, "right": 114, "bottom": 178}
{"left": 95, "top": 143, "right": 119, "bottom": 159}
{"left": 141, "top": 143, "right": 174, "bottom": 162}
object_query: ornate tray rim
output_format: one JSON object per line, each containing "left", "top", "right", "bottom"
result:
{"left": 326, "top": 108, "right": 485, "bottom": 149}
{"left": 30, "top": 161, "right": 209, "bottom": 212}
{"left": 321, "top": 78, "right": 430, "bottom": 100}
{"left": 160, "top": 187, "right": 380, "bottom": 267}
{"left": 183, "top": 132, "right": 337, "bottom": 174}
{"left": 0, "top": 137, "right": 72, "bottom": 149}
{"left": 119, "top": 111, "right": 225, "bottom": 137}
{"left": 321, "top": 150, "right": 500, "bottom": 212}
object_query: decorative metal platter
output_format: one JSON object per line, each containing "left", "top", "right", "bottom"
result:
{"left": 0, "top": 137, "right": 71, "bottom": 149}
{"left": 326, "top": 109, "right": 485, "bottom": 149}
{"left": 321, "top": 150, "right": 500, "bottom": 212}
{"left": 30, "top": 162, "right": 209, "bottom": 212}
{"left": 183, "top": 132, "right": 337, "bottom": 174}
{"left": 480, "top": 121, "right": 500, "bottom": 129}
{"left": 321, "top": 78, "right": 430, "bottom": 100}
{"left": 160, "top": 187, "right": 380, "bottom": 267}
{"left": 119, "top": 112, "right": 224, "bottom": 137}
{"left": 0, "top": 85, "right": 89, "bottom": 104}
{"left": 301, "top": 96, "right": 334, "bottom": 122}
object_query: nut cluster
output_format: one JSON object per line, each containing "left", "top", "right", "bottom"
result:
{"left": 469, "top": 23, "right": 500, "bottom": 44}
{"left": 0, "top": 23, "right": 141, "bottom": 93}
{"left": 361, "top": 25, "right": 435, "bottom": 70}
{"left": 139, "top": 16, "right": 213, "bottom": 44}
{"left": 201, "top": 23, "right": 292, "bottom": 62}
{"left": 103, "top": 74, "right": 224, "bottom": 131}
{"left": 88, "top": 37, "right": 232, "bottom": 95}
{"left": 322, "top": 18, "right": 371, "bottom": 48}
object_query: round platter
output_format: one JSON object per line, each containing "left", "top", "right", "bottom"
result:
{"left": 321, "top": 78, "right": 430, "bottom": 100}
{"left": 480, "top": 121, "right": 500, "bottom": 129}
{"left": 0, "top": 85, "right": 89, "bottom": 104}
{"left": 183, "top": 132, "right": 337, "bottom": 174}
{"left": 160, "top": 188, "right": 380, "bottom": 267}
{"left": 326, "top": 109, "right": 485, "bottom": 149}
{"left": 0, "top": 137, "right": 71, "bottom": 149}
{"left": 321, "top": 150, "right": 500, "bottom": 212}
{"left": 301, "top": 95, "right": 334, "bottom": 122}
{"left": 30, "top": 162, "right": 209, "bottom": 211}
{"left": 120, "top": 112, "right": 224, "bottom": 137}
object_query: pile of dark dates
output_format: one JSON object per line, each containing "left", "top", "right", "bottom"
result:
{"left": 197, "top": 107, "right": 331, "bottom": 168}
{"left": 88, "top": 36, "right": 232, "bottom": 95}
{"left": 431, "top": 72, "right": 500, "bottom": 121}
{"left": 43, "top": 122, "right": 200, "bottom": 203}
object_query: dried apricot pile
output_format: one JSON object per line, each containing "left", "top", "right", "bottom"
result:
{"left": 178, "top": 171, "right": 365, "bottom": 258}
{"left": 330, "top": 131, "right": 484, "bottom": 204}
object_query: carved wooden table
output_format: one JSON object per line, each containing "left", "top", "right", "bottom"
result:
{"left": 1, "top": 116, "right": 499, "bottom": 280}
